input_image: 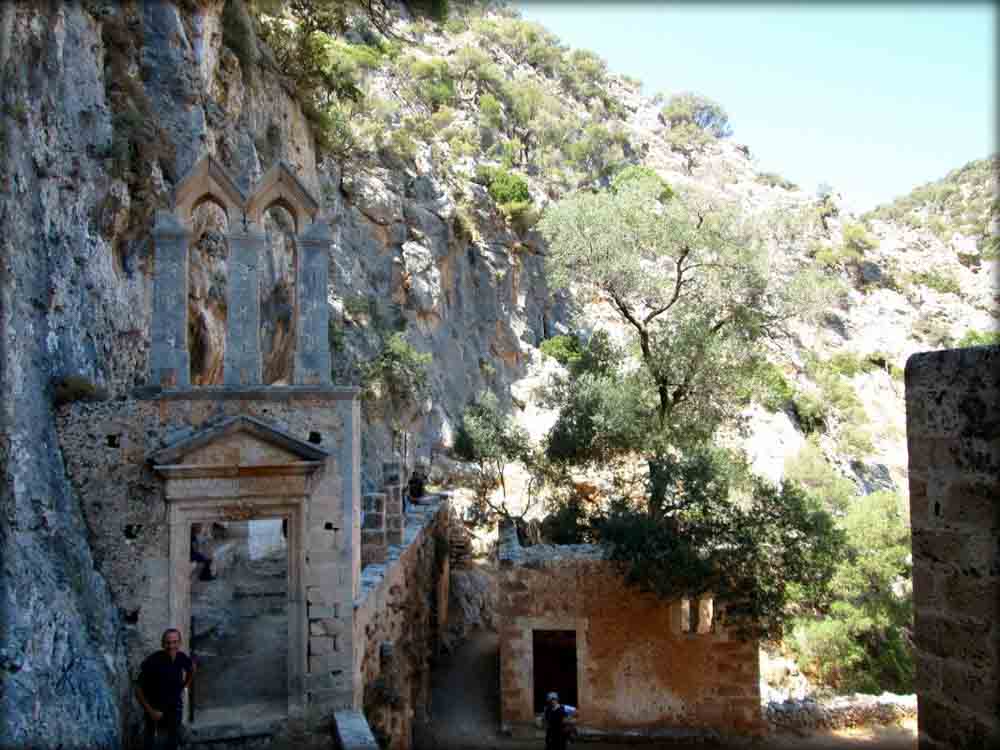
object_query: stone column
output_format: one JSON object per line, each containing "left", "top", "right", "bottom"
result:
{"left": 295, "top": 219, "right": 332, "bottom": 385}
{"left": 361, "top": 493, "right": 387, "bottom": 566}
{"left": 150, "top": 212, "right": 192, "bottom": 388}
{"left": 224, "top": 225, "right": 265, "bottom": 386}
{"left": 383, "top": 460, "right": 404, "bottom": 546}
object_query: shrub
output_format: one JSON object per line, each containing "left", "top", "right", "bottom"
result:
{"left": 221, "top": 0, "right": 258, "bottom": 73}
{"left": 486, "top": 168, "right": 530, "bottom": 205}
{"left": 539, "top": 334, "right": 583, "bottom": 367}
{"left": 754, "top": 361, "right": 795, "bottom": 412}
{"left": 478, "top": 93, "right": 503, "bottom": 130}
{"left": 660, "top": 92, "right": 732, "bottom": 138}
{"left": 790, "top": 391, "right": 828, "bottom": 434}
{"left": 842, "top": 222, "right": 879, "bottom": 253}
{"left": 837, "top": 424, "right": 875, "bottom": 461}
{"left": 909, "top": 268, "right": 961, "bottom": 295}
{"left": 784, "top": 438, "right": 856, "bottom": 513}
{"left": 500, "top": 200, "right": 539, "bottom": 234}
{"left": 361, "top": 333, "right": 432, "bottom": 410}
{"left": 957, "top": 328, "right": 1000, "bottom": 347}
{"left": 756, "top": 171, "right": 798, "bottom": 191}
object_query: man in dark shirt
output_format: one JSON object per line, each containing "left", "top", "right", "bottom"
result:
{"left": 543, "top": 691, "right": 577, "bottom": 750}
{"left": 136, "top": 628, "right": 194, "bottom": 750}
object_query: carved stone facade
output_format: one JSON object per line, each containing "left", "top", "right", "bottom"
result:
{"left": 150, "top": 156, "right": 331, "bottom": 389}
{"left": 905, "top": 346, "right": 999, "bottom": 750}
{"left": 55, "top": 158, "right": 449, "bottom": 748}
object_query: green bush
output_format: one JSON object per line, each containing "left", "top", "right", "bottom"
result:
{"left": 837, "top": 424, "right": 875, "bottom": 461}
{"left": 788, "top": 490, "right": 913, "bottom": 694}
{"left": 784, "top": 438, "right": 856, "bottom": 513}
{"left": 842, "top": 222, "right": 879, "bottom": 253}
{"left": 500, "top": 200, "right": 539, "bottom": 234}
{"left": 361, "top": 333, "right": 432, "bottom": 410}
{"left": 222, "top": 0, "right": 258, "bottom": 73}
{"left": 539, "top": 334, "right": 583, "bottom": 367}
{"left": 478, "top": 93, "right": 503, "bottom": 130}
{"left": 909, "top": 268, "right": 962, "bottom": 295}
{"left": 660, "top": 92, "right": 732, "bottom": 138}
{"left": 957, "top": 328, "right": 1000, "bottom": 347}
{"left": 791, "top": 391, "right": 828, "bottom": 434}
{"left": 756, "top": 171, "right": 798, "bottom": 191}
{"left": 753, "top": 361, "right": 795, "bottom": 412}
{"left": 486, "top": 168, "right": 530, "bottom": 205}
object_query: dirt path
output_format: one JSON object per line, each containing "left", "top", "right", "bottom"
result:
{"left": 415, "top": 630, "right": 917, "bottom": 750}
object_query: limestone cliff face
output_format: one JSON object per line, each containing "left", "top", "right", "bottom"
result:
{"left": 0, "top": 3, "right": 558, "bottom": 744}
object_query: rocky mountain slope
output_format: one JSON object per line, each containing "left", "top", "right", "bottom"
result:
{"left": 0, "top": 1, "right": 995, "bottom": 746}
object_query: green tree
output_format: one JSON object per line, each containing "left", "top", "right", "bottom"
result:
{"left": 789, "top": 491, "right": 913, "bottom": 692}
{"left": 453, "top": 392, "right": 539, "bottom": 520}
{"left": 539, "top": 172, "right": 834, "bottom": 468}
{"left": 536, "top": 173, "right": 840, "bottom": 637}
{"left": 360, "top": 333, "right": 432, "bottom": 421}
{"left": 661, "top": 92, "right": 732, "bottom": 173}
{"left": 592, "top": 449, "right": 844, "bottom": 640}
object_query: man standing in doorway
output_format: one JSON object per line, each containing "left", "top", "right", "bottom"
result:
{"left": 136, "top": 628, "right": 195, "bottom": 750}
{"left": 543, "top": 691, "right": 576, "bottom": 750}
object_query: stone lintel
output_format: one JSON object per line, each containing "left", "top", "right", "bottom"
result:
{"left": 134, "top": 385, "right": 360, "bottom": 401}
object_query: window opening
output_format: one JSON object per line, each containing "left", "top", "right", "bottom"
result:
{"left": 188, "top": 200, "right": 229, "bottom": 385}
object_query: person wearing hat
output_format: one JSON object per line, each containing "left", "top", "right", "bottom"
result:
{"left": 543, "top": 691, "right": 577, "bottom": 750}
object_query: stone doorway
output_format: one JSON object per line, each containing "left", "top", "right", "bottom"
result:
{"left": 532, "top": 629, "right": 578, "bottom": 713}
{"left": 189, "top": 520, "right": 289, "bottom": 725}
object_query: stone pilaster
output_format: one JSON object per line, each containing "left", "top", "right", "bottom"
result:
{"left": 362, "top": 493, "right": 387, "bottom": 566}
{"left": 224, "top": 226, "right": 265, "bottom": 386}
{"left": 295, "top": 219, "right": 332, "bottom": 385}
{"left": 150, "top": 212, "right": 192, "bottom": 387}
{"left": 383, "top": 460, "right": 404, "bottom": 546}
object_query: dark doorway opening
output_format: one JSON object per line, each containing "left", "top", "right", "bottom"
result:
{"left": 532, "top": 629, "right": 577, "bottom": 713}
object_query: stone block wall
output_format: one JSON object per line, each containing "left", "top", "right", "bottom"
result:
{"left": 55, "top": 386, "right": 360, "bottom": 746}
{"left": 905, "top": 346, "right": 1000, "bottom": 749}
{"left": 498, "top": 532, "right": 763, "bottom": 739}
{"left": 353, "top": 501, "right": 451, "bottom": 750}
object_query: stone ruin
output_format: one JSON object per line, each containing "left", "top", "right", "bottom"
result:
{"left": 496, "top": 523, "right": 765, "bottom": 742}
{"left": 904, "top": 345, "right": 999, "bottom": 749}
{"left": 55, "top": 156, "right": 450, "bottom": 749}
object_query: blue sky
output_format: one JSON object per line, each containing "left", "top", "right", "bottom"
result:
{"left": 516, "top": 2, "right": 996, "bottom": 212}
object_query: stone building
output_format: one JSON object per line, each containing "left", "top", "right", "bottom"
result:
{"left": 55, "top": 156, "right": 449, "bottom": 749}
{"left": 905, "top": 345, "right": 999, "bottom": 750}
{"left": 497, "top": 525, "right": 765, "bottom": 741}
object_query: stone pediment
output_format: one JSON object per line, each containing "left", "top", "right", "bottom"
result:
{"left": 150, "top": 416, "right": 328, "bottom": 477}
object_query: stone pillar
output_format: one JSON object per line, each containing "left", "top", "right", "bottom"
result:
{"left": 295, "top": 219, "right": 332, "bottom": 385}
{"left": 150, "top": 211, "right": 192, "bottom": 388}
{"left": 905, "top": 346, "right": 1000, "bottom": 749}
{"left": 383, "top": 460, "right": 404, "bottom": 546}
{"left": 361, "top": 493, "right": 387, "bottom": 566}
{"left": 224, "top": 225, "right": 265, "bottom": 386}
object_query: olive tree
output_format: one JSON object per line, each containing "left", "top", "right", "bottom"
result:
{"left": 536, "top": 170, "right": 842, "bottom": 636}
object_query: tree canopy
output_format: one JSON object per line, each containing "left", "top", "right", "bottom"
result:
{"left": 538, "top": 170, "right": 834, "bottom": 458}
{"left": 536, "top": 169, "right": 841, "bottom": 638}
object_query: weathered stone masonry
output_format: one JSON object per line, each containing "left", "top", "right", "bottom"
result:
{"left": 497, "top": 527, "right": 764, "bottom": 740}
{"left": 905, "top": 345, "right": 999, "bottom": 750}
{"left": 55, "top": 156, "right": 450, "bottom": 749}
